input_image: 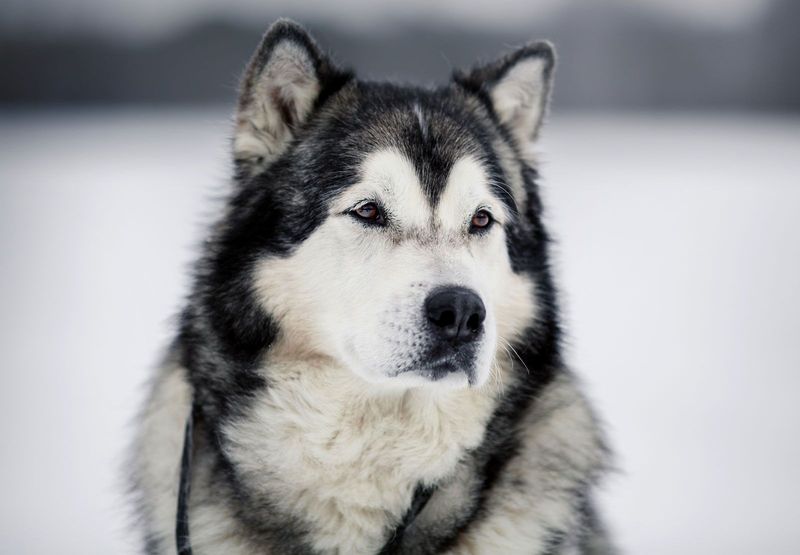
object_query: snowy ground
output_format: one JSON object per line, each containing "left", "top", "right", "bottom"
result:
{"left": 1, "top": 108, "right": 799, "bottom": 553}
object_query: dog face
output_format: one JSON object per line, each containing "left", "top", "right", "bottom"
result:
{"left": 216, "top": 21, "right": 555, "bottom": 390}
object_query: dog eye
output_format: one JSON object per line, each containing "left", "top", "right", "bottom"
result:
{"left": 470, "top": 209, "right": 493, "bottom": 232}
{"left": 351, "top": 202, "right": 385, "bottom": 225}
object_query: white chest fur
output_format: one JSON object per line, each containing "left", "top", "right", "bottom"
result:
{"left": 222, "top": 357, "right": 501, "bottom": 554}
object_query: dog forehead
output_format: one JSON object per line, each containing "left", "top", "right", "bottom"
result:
{"left": 355, "top": 148, "right": 431, "bottom": 227}
{"left": 348, "top": 148, "right": 495, "bottom": 230}
{"left": 324, "top": 90, "right": 509, "bottom": 228}
{"left": 437, "top": 156, "right": 494, "bottom": 228}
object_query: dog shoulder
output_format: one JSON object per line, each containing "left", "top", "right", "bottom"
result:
{"left": 445, "top": 371, "right": 613, "bottom": 554}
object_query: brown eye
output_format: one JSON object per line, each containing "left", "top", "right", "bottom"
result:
{"left": 352, "top": 202, "right": 385, "bottom": 225}
{"left": 470, "top": 209, "right": 492, "bottom": 231}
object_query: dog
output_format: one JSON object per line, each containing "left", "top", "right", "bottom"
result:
{"left": 129, "top": 19, "right": 613, "bottom": 554}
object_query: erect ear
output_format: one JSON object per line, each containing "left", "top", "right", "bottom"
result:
{"left": 234, "top": 20, "right": 351, "bottom": 176}
{"left": 455, "top": 42, "right": 555, "bottom": 149}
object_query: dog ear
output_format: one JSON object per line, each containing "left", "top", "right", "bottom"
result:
{"left": 234, "top": 20, "right": 350, "bottom": 176}
{"left": 455, "top": 42, "right": 555, "bottom": 149}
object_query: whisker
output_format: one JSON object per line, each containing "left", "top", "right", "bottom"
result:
{"left": 499, "top": 337, "right": 531, "bottom": 376}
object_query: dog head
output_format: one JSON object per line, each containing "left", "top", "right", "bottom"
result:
{"left": 207, "top": 20, "right": 555, "bottom": 390}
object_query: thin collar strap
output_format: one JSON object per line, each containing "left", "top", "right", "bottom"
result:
{"left": 175, "top": 402, "right": 195, "bottom": 555}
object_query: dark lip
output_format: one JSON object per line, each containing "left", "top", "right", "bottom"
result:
{"left": 390, "top": 363, "right": 476, "bottom": 386}
{"left": 388, "top": 345, "right": 479, "bottom": 383}
{"left": 422, "top": 357, "right": 475, "bottom": 383}
{"left": 390, "top": 360, "right": 456, "bottom": 377}
{"left": 427, "top": 345, "right": 477, "bottom": 367}
{"left": 427, "top": 358, "right": 457, "bottom": 372}
{"left": 426, "top": 354, "right": 456, "bottom": 367}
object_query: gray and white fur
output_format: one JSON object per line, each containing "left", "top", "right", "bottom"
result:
{"left": 129, "top": 19, "right": 613, "bottom": 555}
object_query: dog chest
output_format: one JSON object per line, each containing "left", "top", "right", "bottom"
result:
{"left": 222, "top": 363, "right": 498, "bottom": 552}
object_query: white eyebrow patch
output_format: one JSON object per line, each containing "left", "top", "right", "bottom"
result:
{"left": 437, "top": 156, "right": 502, "bottom": 230}
{"left": 339, "top": 148, "right": 430, "bottom": 228}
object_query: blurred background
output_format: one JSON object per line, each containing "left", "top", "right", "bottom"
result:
{"left": 2, "top": 0, "right": 799, "bottom": 109}
{"left": 1, "top": 0, "right": 799, "bottom": 553}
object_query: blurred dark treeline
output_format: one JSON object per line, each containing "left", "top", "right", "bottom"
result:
{"left": 1, "top": 0, "right": 798, "bottom": 110}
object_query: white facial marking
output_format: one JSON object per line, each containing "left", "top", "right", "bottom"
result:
{"left": 254, "top": 149, "right": 536, "bottom": 390}
{"left": 332, "top": 148, "right": 430, "bottom": 229}
{"left": 437, "top": 156, "right": 508, "bottom": 230}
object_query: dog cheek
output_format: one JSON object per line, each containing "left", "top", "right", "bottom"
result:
{"left": 479, "top": 236, "right": 537, "bottom": 344}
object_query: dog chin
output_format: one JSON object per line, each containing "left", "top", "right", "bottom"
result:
{"left": 345, "top": 352, "right": 490, "bottom": 391}
{"left": 381, "top": 359, "right": 491, "bottom": 390}
{"left": 391, "top": 368, "right": 472, "bottom": 390}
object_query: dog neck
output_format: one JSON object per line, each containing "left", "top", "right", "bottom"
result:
{"left": 215, "top": 350, "right": 507, "bottom": 553}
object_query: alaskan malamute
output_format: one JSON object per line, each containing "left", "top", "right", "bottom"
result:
{"left": 130, "top": 19, "right": 613, "bottom": 554}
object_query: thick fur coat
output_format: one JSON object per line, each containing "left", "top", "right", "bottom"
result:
{"left": 130, "top": 20, "right": 613, "bottom": 555}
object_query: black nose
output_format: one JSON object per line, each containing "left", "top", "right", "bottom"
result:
{"left": 425, "top": 286, "right": 486, "bottom": 344}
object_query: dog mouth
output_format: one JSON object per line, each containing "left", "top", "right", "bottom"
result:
{"left": 390, "top": 347, "right": 479, "bottom": 386}
{"left": 426, "top": 359, "right": 476, "bottom": 384}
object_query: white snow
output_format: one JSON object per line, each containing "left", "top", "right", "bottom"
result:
{"left": 0, "top": 108, "right": 798, "bottom": 553}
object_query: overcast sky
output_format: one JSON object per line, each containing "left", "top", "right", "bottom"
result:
{"left": 1, "top": 0, "right": 774, "bottom": 39}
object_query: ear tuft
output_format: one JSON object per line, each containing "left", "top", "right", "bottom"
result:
{"left": 455, "top": 41, "right": 556, "bottom": 148}
{"left": 234, "top": 20, "right": 350, "bottom": 176}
